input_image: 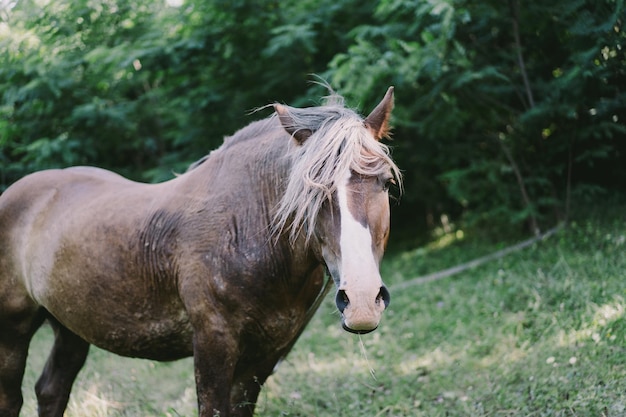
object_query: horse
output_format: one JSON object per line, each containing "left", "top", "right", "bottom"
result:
{"left": 0, "top": 87, "right": 401, "bottom": 417}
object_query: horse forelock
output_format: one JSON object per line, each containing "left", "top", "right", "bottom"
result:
{"left": 272, "top": 104, "right": 402, "bottom": 244}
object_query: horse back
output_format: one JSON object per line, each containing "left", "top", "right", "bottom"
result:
{"left": 0, "top": 166, "right": 136, "bottom": 252}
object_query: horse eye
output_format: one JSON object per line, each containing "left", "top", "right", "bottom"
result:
{"left": 383, "top": 178, "right": 396, "bottom": 191}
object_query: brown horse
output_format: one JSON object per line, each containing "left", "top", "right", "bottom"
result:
{"left": 0, "top": 88, "right": 401, "bottom": 417}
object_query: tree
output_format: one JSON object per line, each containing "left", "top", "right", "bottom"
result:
{"left": 1, "top": 0, "right": 624, "bottom": 240}
{"left": 327, "top": 0, "right": 625, "bottom": 236}
{"left": 0, "top": 0, "right": 378, "bottom": 184}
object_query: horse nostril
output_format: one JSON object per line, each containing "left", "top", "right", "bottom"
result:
{"left": 377, "top": 286, "right": 390, "bottom": 308}
{"left": 335, "top": 290, "right": 349, "bottom": 313}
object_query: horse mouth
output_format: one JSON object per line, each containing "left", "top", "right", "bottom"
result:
{"left": 341, "top": 320, "right": 377, "bottom": 335}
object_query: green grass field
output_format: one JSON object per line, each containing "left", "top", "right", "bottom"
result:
{"left": 22, "top": 206, "right": 626, "bottom": 416}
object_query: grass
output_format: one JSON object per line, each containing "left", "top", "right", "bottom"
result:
{"left": 22, "top": 205, "right": 626, "bottom": 416}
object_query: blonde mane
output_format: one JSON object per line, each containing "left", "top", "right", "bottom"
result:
{"left": 272, "top": 95, "right": 402, "bottom": 243}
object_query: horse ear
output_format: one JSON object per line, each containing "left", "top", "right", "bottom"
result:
{"left": 364, "top": 86, "right": 394, "bottom": 141}
{"left": 274, "top": 104, "right": 312, "bottom": 144}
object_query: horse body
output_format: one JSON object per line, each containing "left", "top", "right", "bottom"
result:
{"left": 0, "top": 89, "right": 399, "bottom": 416}
{"left": 4, "top": 169, "right": 192, "bottom": 359}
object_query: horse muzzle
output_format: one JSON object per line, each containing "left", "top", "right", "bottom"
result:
{"left": 335, "top": 286, "right": 390, "bottom": 334}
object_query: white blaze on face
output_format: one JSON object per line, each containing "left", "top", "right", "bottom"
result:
{"left": 335, "top": 170, "right": 386, "bottom": 331}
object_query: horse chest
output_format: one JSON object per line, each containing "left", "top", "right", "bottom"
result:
{"left": 240, "top": 269, "right": 329, "bottom": 348}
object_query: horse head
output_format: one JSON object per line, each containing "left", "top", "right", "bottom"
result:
{"left": 274, "top": 87, "right": 399, "bottom": 334}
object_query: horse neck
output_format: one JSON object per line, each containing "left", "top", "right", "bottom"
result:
{"left": 175, "top": 125, "right": 310, "bottom": 240}
{"left": 178, "top": 129, "right": 319, "bottom": 261}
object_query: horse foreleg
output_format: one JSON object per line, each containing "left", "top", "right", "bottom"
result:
{"left": 229, "top": 358, "right": 279, "bottom": 417}
{"left": 192, "top": 327, "right": 239, "bottom": 417}
{"left": 35, "top": 319, "right": 89, "bottom": 417}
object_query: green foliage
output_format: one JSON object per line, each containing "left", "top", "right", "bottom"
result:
{"left": 0, "top": 0, "right": 378, "bottom": 184}
{"left": 328, "top": 0, "right": 625, "bottom": 232}
{"left": 0, "top": 0, "right": 177, "bottom": 180}
{"left": 1, "top": 0, "right": 625, "bottom": 237}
